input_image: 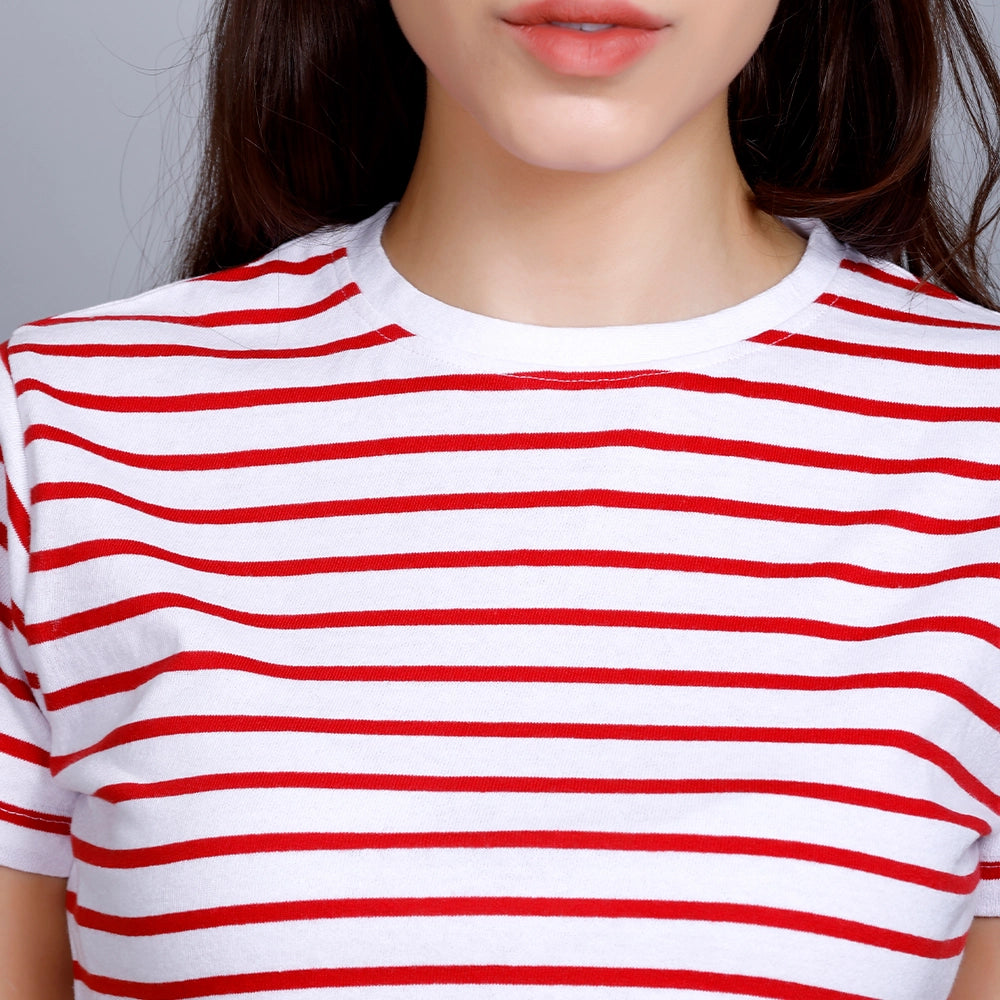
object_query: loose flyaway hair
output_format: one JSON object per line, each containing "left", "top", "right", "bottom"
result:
{"left": 177, "top": 0, "right": 1000, "bottom": 309}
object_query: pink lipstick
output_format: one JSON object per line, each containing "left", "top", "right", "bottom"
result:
{"left": 501, "top": 0, "right": 668, "bottom": 77}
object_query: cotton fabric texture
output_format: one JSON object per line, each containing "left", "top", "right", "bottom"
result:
{"left": 0, "top": 202, "right": 998, "bottom": 999}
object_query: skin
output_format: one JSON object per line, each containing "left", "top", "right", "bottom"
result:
{"left": 382, "top": 0, "right": 808, "bottom": 328}
{"left": 950, "top": 917, "right": 1000, "bottom": 999}
{"left": 0, "top": 867, "right": 73, "bottom": 999}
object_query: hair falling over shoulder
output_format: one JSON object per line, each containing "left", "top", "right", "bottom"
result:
{"left": 176, "top": 0, "right": 1000, "bottom": 309}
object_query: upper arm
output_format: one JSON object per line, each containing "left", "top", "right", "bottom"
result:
{"left": 949, "top": 917, "right": 1000, "bottom": 1000}
{"left": 0, "top": 865, "right": 73, "bottom": 999}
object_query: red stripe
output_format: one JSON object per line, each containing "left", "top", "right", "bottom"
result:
{"left": 65, "top": 830, "right": 973, "bottom": 892}
{"left": 818, "top": 292, "right": 1000, "bottom": 331}
{"left": 42, "top": 655, "right": 1000, "bottom": 740}
{"left": 27, "top": 283, "right": 360, "bottom": 330}
{"left": 72, "top": 829, "right": 981, "bottom": 892}
{"left": 26, "top": 596, "right": 1000, "bottom": 652}
{"left": 0, "top": 732, "right": 49, "bottom": 767}
{"left": 25, "top": 426, "right": 1000, "bottom": 481}
{"left": 195, "top": 248, "right": 346, "bottom": 282}
{"left": 30, "top": 538, "right": 1000, "bottom": 589}
{"left": 10, "top": 603, "right": 25, "bottom": 640}
{"left": 65, "top": 892, "right": 964, "bottom": 957}
{"left": 66, "top": 716, "right": 984, "bottom": 753}
{"left": 5, "top": 476, "right": 29, "bottom": 551}
{"left": 0, "top": 800, "right": 71, "bottom": 836}
{"left": 27, "top": 481, "right": 1000, "bottom": 536}
{"left": 73, "top": 961, "right": 880, "bottom": 1000}
{"left": 838, "top": 260, "right": 960, "bottom": 300}
{"left": 84, "top": 772, "right": 981, "bottom": 833}
{"left": 75, "top": 779, "right": 990, "bottom": 867}
{"left": 982, "top": 861, "right": 1000, "bottom": 880}
{"left": 751, "top": 330, "right": 1000, "bottom": 368}
{"left": 90, "top": 776, "right": 987, "bottom": 837}
{"left": 0, "top": 668, "right": 36, "bottom": 704}
{"left": 54, "top": 715, "right": 1000, "bottom": 813}
{"left": 16, "top": 369, "right": 1000, "bottom": 421}
{"left": 8, "top": 326, "right": 411, "bottom": 360}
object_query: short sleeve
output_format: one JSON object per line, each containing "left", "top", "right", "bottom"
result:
{"left": 0, "top": 342, "right": 74, "bottom": 876}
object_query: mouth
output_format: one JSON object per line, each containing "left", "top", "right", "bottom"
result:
{"left": 546, "top": 22, "right": 620, "bottom": 30}
{"left": 502, "top": 0, "right": 669, "bottom": 31}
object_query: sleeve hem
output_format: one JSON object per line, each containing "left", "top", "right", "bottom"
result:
{"left": 0, "top": 833, "right": 72, "bottom": 878}
{"left": 974, "top": 864, "right": 1000, "bottom": 917}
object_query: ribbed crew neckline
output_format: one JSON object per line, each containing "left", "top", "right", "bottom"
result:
{"left": 338, "top": 201, "right": 847, "bottom": 370}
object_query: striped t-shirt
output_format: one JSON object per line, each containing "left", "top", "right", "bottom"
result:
{"left": 1, "top": 202, "right": 998, "bottom": 1000}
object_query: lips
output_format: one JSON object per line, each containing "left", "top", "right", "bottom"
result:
{"left": 502, "top": 0, "right": 668, "bottom": 30}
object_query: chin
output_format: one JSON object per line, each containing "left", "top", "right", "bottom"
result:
{"left": 491, "top": 107, "right": 662, "bottom": 175}
{"left": 506, "top": 141, "right": 663, "bottom": 176}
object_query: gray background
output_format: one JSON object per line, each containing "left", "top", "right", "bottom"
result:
{"left": 3, "top": 0, "right": 206, "bottom": 334}
{"left": 2, "top": 1, "right": 999, "bottom": 335}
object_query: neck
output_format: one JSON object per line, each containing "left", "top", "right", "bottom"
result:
{"left": 381, "top": 77, "right": 807, "bottom": 328}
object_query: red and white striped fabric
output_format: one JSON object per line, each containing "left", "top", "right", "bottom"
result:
{"left": 1, "top": 202, "right": 998, "bottom": 1000}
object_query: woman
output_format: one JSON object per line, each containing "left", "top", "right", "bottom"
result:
{"left": 1, "top": 0, "right": 999, "bottom": 996}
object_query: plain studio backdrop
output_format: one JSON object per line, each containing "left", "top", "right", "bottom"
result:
{"left": 2, "top": 0, "right": 999, "bottom": 336}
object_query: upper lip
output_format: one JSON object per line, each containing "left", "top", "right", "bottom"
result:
{"left": 502, "top": 0, "right": 669, "bottom": 29}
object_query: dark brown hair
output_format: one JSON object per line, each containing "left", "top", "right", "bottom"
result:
{"left": 178, "top": 0, "right": 1000, "bottom": 309}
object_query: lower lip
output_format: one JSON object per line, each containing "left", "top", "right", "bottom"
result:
{"left": 502, "top": 22, "right": 664, "bottom": 78}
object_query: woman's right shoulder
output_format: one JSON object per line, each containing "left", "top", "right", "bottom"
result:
{"left": 6, "top": 226, "right": 353, "bottom": 355}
